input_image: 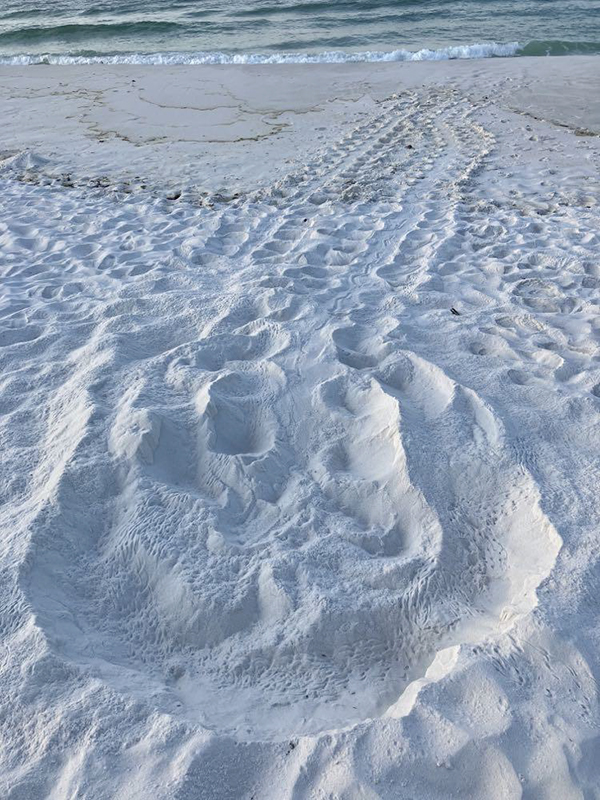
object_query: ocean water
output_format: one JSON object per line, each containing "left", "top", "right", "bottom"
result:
{"left": 0, "top": 0, "right": 599, "bottom": 64}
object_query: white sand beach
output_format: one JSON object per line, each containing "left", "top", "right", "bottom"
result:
{"left": 1, "top": 56, "right": 600, "bottom": 798}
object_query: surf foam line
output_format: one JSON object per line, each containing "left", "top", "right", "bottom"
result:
{"left": 0, "top": 41, "right": 521, "bottom": 65}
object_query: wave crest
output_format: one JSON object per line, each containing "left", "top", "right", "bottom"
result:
{"left": 0, "top": 41, "right": 521, "bottom": 66}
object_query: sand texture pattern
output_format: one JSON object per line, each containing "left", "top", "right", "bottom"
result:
{"left": 1, "top": 57, "right": 600, "bottom": 799}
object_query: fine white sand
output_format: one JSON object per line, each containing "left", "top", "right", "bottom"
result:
{"left": 1, "top": 56, "right": 600, "bottom": 799}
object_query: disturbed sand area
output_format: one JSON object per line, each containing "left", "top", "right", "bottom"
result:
{"left": 1, "top": 57, "right": 600, "bottom": 798}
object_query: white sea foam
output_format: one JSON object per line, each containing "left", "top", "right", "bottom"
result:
{"left": 0, "top": 41, "right": 520, "bottom": 66}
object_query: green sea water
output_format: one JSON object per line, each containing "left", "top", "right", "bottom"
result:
{"left": 0, "top": 0, "right": 599, "bottom": 63}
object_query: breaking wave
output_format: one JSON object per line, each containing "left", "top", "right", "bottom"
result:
{"left": 0, "top": 39, "right": 598, "bottom": 66}
{"left": 0, "top": 41, "right": 523, "bottom": 65}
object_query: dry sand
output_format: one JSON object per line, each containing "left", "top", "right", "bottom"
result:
{"left": 1, "top": 56, "right": 600, "bottom": 799}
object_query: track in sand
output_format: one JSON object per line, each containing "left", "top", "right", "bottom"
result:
{"left": 6, "top": 85, "right": 594, "bottom": 745}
